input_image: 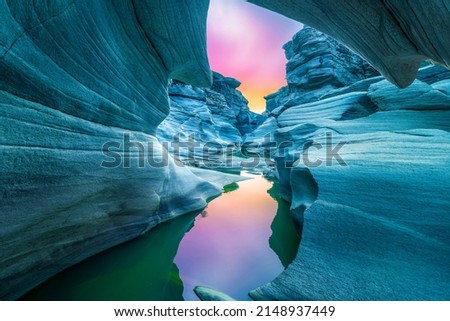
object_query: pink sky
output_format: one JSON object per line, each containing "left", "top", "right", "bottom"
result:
{"left": 207, "top": 0, "right": 303, "bottom": 113}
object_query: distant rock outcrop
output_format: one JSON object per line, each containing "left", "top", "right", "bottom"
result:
{"left": 158, "top": 72, "right": 264, "bottom": 146}
{"left": 265, "top": 27, "right": 379, "bottom": 112}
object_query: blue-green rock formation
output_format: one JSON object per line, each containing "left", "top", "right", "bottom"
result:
{"left": 248, "top": 28, "right": 450, "bottom": 300}
{"left": 0, "top": 0, "right": 240, "bottom": 300}
{"left": 249, "top": 0, "right": 450, "bottom": 88}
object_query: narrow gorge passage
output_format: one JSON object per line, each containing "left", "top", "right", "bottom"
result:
{"left": 22, "top": 172, "right": 300, "bottom": 301}
{"left": 2, "top": 0, "right": 450, "bottom": 306}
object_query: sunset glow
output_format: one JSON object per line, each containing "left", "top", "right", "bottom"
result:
{"left": 207, "top": 0, "right": 303, "bottom": 113}
{"left": 174, "top": 174, "right": 283, "bottom": 300}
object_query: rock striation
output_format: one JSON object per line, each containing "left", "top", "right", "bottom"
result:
{"left": 248, "top": 27, "right": 450, "bottom": 300}
{"left": 2, "top": 0, "right": 450, "bottom": 302}
{"left": 157, "top": 72, "right": 265, "bottom": 171}
{"left": 265, "top": 27, "right": 379, "bottom": 112}
{"left": 249, "top": 0, "right": 450, "bottom": 88}
{"left": 247, "top": 27, "right": 379, "bottom": 147}
{"left": 0, "top": 0, "right": 241, "bottom": 300}
{"left": 157, "top": 72, "right": 264, "bottom": 146}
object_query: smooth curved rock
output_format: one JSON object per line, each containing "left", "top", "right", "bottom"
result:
{"left": 0, "top": 0, "right": 241, "bottom": 300}
{"left": 383, "top": 0, "right": 450, "bottom": 69}
{"left": 255, "top": 115, "right": 450, "bottom": 301}
{"left": 251, "top": 130, "right": 450, "bottom": 301}
{"left": 368, "top": 79, "right": 450, "bottom": 111}
{"left": 248, "top": 23, "right": 450, "bottom": 299}
{"left": 1, "top": 0, "right": 211, "bottom": 134}
{"left": 417, "top": 65, "right": 450, "bottom": 85}
{"left": 276, "top": 92, "right": 377, "bottom": 127}
{"left": 274, "top": 110, "right": 450, "bottom": 149}
{"left": 131, "top": 0, "right": 211, "bottom": 87}
{"left": 250, "top": 77, "right": 450, "bottom": 302}
{"left": 243, "top": 117, "right": 278, "bottom": 145}
{"left": 194, "top": 286, "right": 236, "bottom": 301}
{"left": 249, "top": 0, "right": 450, "bottom": 87}
{"left": 3, "top": 0, "right": 450, "bottom": 302}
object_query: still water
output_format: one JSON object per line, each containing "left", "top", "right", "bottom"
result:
{"left": 23, "top": 173, "right": 299, "bottom": 300}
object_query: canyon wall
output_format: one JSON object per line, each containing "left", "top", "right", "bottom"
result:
{"left": 2, "top": 0, "right": 450, "bottom": 300}
{"left": 0, "top": 0, "right": 242, "bottom": 300}
{"left": 248, "top": 27, "right": 450, "bottom": 300}
{"left": 249, "top": 0, "right": 450, "bottom": 88}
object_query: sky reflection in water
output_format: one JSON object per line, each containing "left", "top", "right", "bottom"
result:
{"left": 175, "top": 173, "right": 297, "bottom": 300}
{"left": 22, "top": 173, "right": 299, "bottom": 301}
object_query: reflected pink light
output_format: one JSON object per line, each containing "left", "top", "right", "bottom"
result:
{"left": 174, "top": 174, "right": 283, "bottom": 300}
{"left": 207, "top": 0, "right": 303, "bottom": 112}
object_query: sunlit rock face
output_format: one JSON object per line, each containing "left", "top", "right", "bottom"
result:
{"left": 0, "top": 0, "right": 243, "bottom": 300}
{"left": 249, "top": 0, "right": 450, "bottom": 88}
{"left": 248, "top": 26, "right": 450, "bottom": 300}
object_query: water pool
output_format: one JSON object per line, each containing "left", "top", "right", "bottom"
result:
{"left": 23, "top": 173, "right": 299, "bottom": 300}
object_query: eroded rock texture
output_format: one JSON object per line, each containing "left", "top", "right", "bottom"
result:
{"left": 0, "top": 0, "right": 242, "bottom": 300}
{"left": 249, "top": 0, "right": 450, "bottom": 88}
{"left": 265, "top": 27, "right": 379, "bottom": 112}
{"left": 158, "top": 72, "right": 264, "bottom": 146}
{"left": 246, "top": 27, "right": 379, "bottom": 146}
{"left": 156, "top": 72, "right": 264, "bottom": 171}
{"left": 2, "top": 0, "right": 450, "bottom": 302}
{"left": 248, "top": 27, "right": 450, "bottom": 300}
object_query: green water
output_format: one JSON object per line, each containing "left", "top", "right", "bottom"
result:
{"left": 267, "top": 178, "right": 302, "bottom": 268}
{"left": 23, "top": 213, "right": 197, "bottom": 301}
{"left": 22, "top": 174, "right": 300, "bottom": 301}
